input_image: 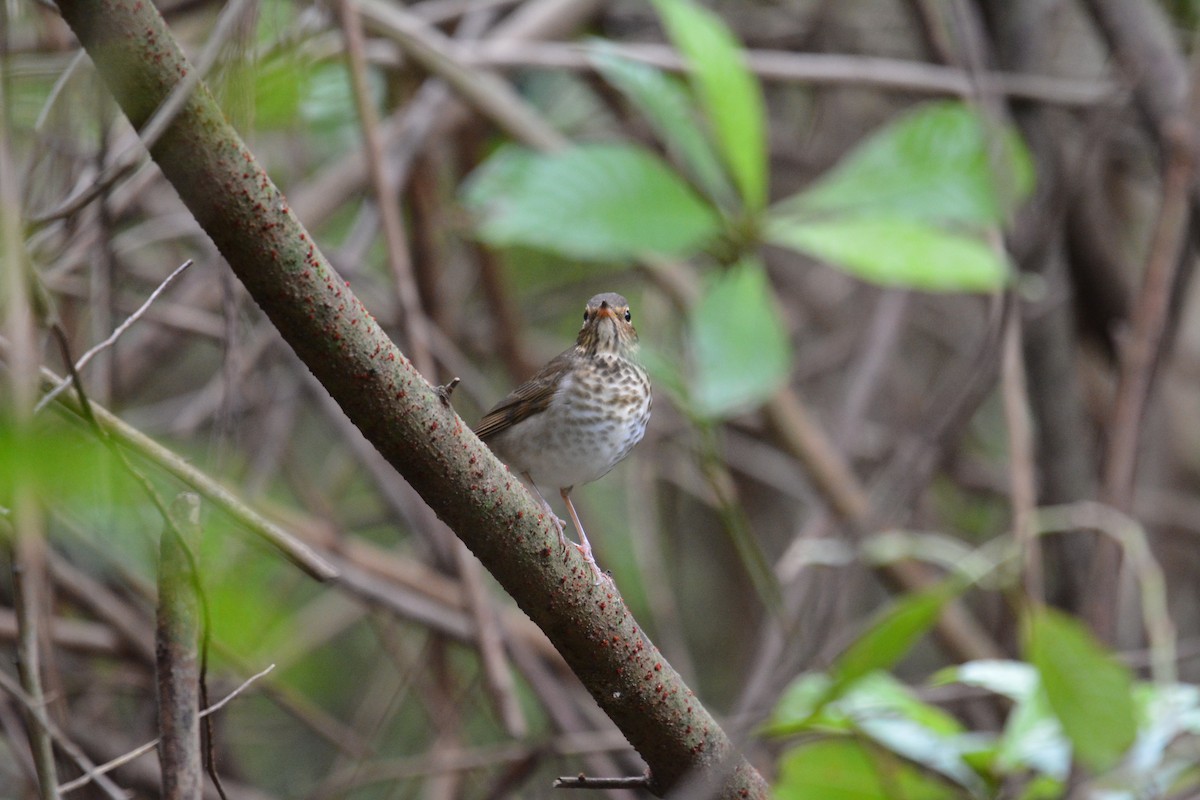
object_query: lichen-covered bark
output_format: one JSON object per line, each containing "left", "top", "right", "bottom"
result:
{"left": 53, "top": 0, "right": 767, "bottom": 795}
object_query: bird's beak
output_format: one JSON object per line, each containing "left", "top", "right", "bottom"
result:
{"left": 595, "top": 303, "right": 617, "bottom": 320}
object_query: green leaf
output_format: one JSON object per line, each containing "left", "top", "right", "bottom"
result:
{"left": 254, "top": 58, "right": 306, "bottom": 129}
{"left": 852, "top": 711, "right": 983, "bottom": 792}
{"left": 786, "top": 101, "right": 1034, "bottom": 225}
{"left": 0, "top": 418, "right": 131, "bottom": 510}
{"left": 299, "top": 62, "right": 364, "bottom": 140}
{"left": 765, "top": 587, "right": 960, "bottom": 738}
{"left": 589, "top": 46, "right": 734, "bottom": 208}
{"left": 833, "top": 584, "right": 959, "bottom": 689}
{"left": 519, "top": 69, "right": 619, "bottom": 137}
{"left": 652, "top": 0, "right": 767, "bottom": 210}
{"left": 769, "top": 671, "right": 962, "bottom": 735}
{"left": 933, "top": 660, "right": 1039, "bottom": 703}
{"left": 1129, "top": 682, "right": 1200, "bottom": 781}
{"left": 775, "top": 738, "right": 963, "bottom": 800}
{"left": 688, "top": 260, "right": 790, "bottom": 418}
{"left": 770, "top": 673, "right": 988, "bottom": 792}
{"left": 460, "top": 144, "right": 540, "bottom": 210}
{"left": 1014, "top": 776, "right": 1068, "bottom": 800}
{"left": 1024, "top": 607, "right": 1138, "bottom": 772}
{"left": 462, "top": 143, "right": 720, "bottom": 261}
{"left": 765, "top": 216, "right": 1010, "bottom": 292}
{"left": 999, "top": 686, "right": 1070, "bottom": 780}
{"left": 934, "top": 660, "right": 1070, "bottom": 781}
{"left": 840, "top": 672, "right": 964, "bottom": 737}
{"left": 769, "top": 673, "right": 846, "bottom": 732}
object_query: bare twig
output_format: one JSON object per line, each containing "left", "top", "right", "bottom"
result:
{"left": 465, "top": 41, "right": 1119, "bottom": 107}
{"left": 942, "top": 0, "right": 1041, "bottom": 603}
{"left": 35, "top": 258, "right": 193, "bottom": 413}
{"left": 22, "top": 356, "right": 338, "bottom": 582}
{"left": 0, "top": 28, "right": 59, "bottom": 798}
{"left": 0, "top": 669, "right": 127, "bottom": 800}
{"left": 57, "top": 664, "right": 276, "bottom": 795}
{"left": 21, "top": 48, "right": 88, "bottom": 197}
{"left": 353, "top": 0, "right": 568, "bottom": 152}
{"left": 833, "top": 289, "right": 910, "bottom": 448}
{"left": 435, "top": 376, "right": 460, "bottom": 405}
{"left": 1103, "top": 105, "right": 1200, "bottom": 510}
{"left": 1090, "top": 33, "right": 1200, "bottom": 640}
{"left": 29, "top": 0, "right": 257, "bottom": 225}
{"left": 335, "top": 0, "right": 435, "bottom": 379}
{"left": 1001, "top": 304, "right": 1040, "bottom": 600}
{"left": 290, "top": 0, "right": 596, "bottom": 230}
{"left": 1037, "top": 504, "right": 1175, "bottom": 684}
{"left": 0, "top": 608, "right": 122, "bottom": 655}
{"left": 317, "top": 730, "right": 629, "bottom": 795}
{"left": 1082, "top": 0, "right": 1187, "bottom": 131}
{"left": 554, "top": 774, "right": 651, "bottom": 790}
{"left": 455, "top": 546, "right": 529, "bottom": 738}
{"left": 49, "top": 552, "right": 157, "bottom": 663}
{"left": 11, "top": 556, "right": 60, "bottom": 800}
{"left": 764, "top": 390, "right": 870, "bottom": 528}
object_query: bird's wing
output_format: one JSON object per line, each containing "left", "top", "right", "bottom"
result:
{"left": 473, "top": 352, "right": 569, "bottom": 440}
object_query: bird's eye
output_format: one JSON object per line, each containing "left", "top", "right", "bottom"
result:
{"left": 583, "top": 310, "right": 589, "bottom": 322}
{"left": 624, "top": 310, "right": 632, "bottom": 322}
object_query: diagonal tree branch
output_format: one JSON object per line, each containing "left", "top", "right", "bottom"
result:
{"left": 51, "top": 0, "right": 767, "bottom": 796}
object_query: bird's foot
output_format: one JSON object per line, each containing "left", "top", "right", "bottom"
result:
{"left": 573, "top": 541, "right": 607, "bottom": 586}
{"left": 533, "top": 497, "right": 569, "bottom": 543}
{"left": 556, "top": 527, "right": 573, "bottom": 560}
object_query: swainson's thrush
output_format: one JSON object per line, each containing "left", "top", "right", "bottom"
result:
{"left": 475, "top": 293, "right": 652, "bottom": 581}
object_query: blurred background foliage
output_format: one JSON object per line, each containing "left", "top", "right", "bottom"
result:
{"left": 6, "top": 0, "right": 1200, "bottom": 798}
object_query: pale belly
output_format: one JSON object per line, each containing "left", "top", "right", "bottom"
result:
{"left": 487, "top": 366, "right": 651, "bottom": 490}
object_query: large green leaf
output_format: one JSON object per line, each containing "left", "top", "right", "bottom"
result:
{"left": 590, "top": 46, "right": 734, "bottom": 208}
{"left": 933, "top": 660, "right": 1039, "bottom": 703}
{"left": 833, "top": 584, "right": 959, "bottom": 689}
{"left": 776, "top": 737, "right": 963, "bottom": 800}
{"left": 462, "top": 143, "right": 720, "bottom": 261}
{"left": 765, "top": 216, "right": 1010, "bottom": 292}
{"left": 771, "top": 673, "right": 995, "bottom": 795}
{"left": 688, "top": 260, "right": 790, "bottom": 418}
{"left": 786, "top": 101, "right": 1034, "bottom": 225}
{"left": 769, "top": 673, "right": 844, "bottom": 732}
{"left": 652, "top": 0, "right": 767, "bottom": 210}
{"left": 999, "top": 683, "right": 1070, "bottom": 780}
{"left": 844, "top": 676, "right": 984, "bottom": 793}
{"left": 933, "top": 660, "right": 1068, "bottom": 783}
{"left": 1024, "top": 607, "right": 1137, "bottom": 772}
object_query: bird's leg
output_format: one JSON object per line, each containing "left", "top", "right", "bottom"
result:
{"left": 522, "top": 473, "right": 569, "bottom": 553}
{"left": 562, "top": 489, "right": 605, "bottom": 584}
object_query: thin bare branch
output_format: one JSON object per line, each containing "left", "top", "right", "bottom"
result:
{"left": 11, "top": 553, "right": 60, "bottom": 800}
{"left": 1, "top": 29, "right": 59, "bottom": 799}
{"left": 35, "top": 258, "right": 193, "bottom": 413}
{"left": 23, "top": 357, "right": 338, "bottom": 582}
{"left": 1091, "top": 30, "right": 1200, "bottom": 639}
{"left": 57, "top": 664, "right": 276, "bottom": 795}
{"left": 465, "top": 41, "right": 1120, "bottom": 107}
{"left": 354, "top": 0, "right": 568, "bottom": 152}
{"left": 28, "top": 0, "right": 257, "bottom": 225}
{"left": 0, "top": 669, "right": 127, "bottom": 800}
{"left": 335, "top": 0, "right": 434, "bottom": 379}
{"left": 1002, "top": 304, "right": 1040, "bottom": 600}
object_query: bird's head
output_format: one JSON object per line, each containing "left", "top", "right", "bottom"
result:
{"left": 577, "top": 292, "right": 639, "bottom": 357}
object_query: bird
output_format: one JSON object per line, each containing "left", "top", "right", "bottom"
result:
{"left": 475, "top": 292, "right": 652, "bottom": 582}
